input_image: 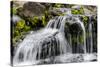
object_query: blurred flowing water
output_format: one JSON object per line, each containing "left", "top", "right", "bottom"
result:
{"left": 13, "top": 15, "right": 97, "bottom": 66}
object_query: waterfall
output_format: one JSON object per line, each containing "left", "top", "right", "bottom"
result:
{"left": 13, "top": 15, "right": 87, "bottom": 66}
{"left": 76, "top": 17, "right": 86, "bottom": 54}
{"left": 89, "top": 23, "right": 93, "bottom": 53}
{"left": 88, "top": 17, "right": 93, "bottom": 53}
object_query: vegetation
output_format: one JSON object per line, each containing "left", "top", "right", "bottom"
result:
{"left": 71, "top": 7, "right": 84, "bottom": 15}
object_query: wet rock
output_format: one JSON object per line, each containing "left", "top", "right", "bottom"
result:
{"left": 12, "top": 1, "right": 26, "bottom": 8}
{"left": 41, "top": 3, "right": 51, "bottom": 10}
{"left": 83, "top": 6, "right": 97, "bottom": 15}
{"left": 17, "top": 2, "right": 46, "bottom": 17}
{"left": 39, "top": 35, "right": 60, "bottom": 59}
{"left": 49, "top": 8, "right": 63, "bottom": 16}
{"left": 68, "top": 23, "right": 83, "bottom": 35}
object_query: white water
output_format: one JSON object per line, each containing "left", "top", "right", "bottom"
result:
{"left": 89, "top": 22, "right": 93, "bottom": 53}
{"left": 13, "top": 15, "right": 96, "bottom": 66}
{"left": 13, "top": 28, "right": 71, "bottom": 65}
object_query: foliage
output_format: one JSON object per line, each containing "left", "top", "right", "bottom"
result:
{"left": 16, "top": 20, "right": 25, "bottom": 29}
{"left": 71, "top": 7, "right": 84, "bottom": 15}
{"left": 12, "top": 19, "right": 31, "bottom": 45}
{"left": 41, "top": 16, "right": 46, "bottom": 26}
{"left": 81, "top": 16, "right": 89, "bottom": 25}
{"left": 12, "top": 7, "right": 17, "bottom": 15}
{"left": 33, "top": 16, "right": 39, "bottom": 24}
{"left": 54, "top": 4, "right": 62, "bottom": 8}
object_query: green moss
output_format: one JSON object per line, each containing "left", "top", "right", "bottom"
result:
{"left": 12, "top": 7, "right": 17, "bottom": 15}
{"left": 14, "top": 30, "right": 20, "bottom": 37}
{"left": 71, "top": 7, "right": 84, "bottom": 15}
{"left": 16, "top": 20, "right": 25, "bottom": 29}
{"left": 33, "top": 16, "right": 39, "bottom": 23}
{"left": 12, "top": 19, "right": 32, "bottom": 45}
{"left": 82, "top": 16, "right": 88, "bottom": 25}
{"left": 54, "top": 4, "right": 62, "bottom": 8}
{"left": 42, "top": 15, "right": 47, "bottom": 26}
{"left": 83, "top": 16, "right": 88, "bottom": 21}
{"left": 24, "top": 26, "right": 31, "bottom": 32}
{"left": 71, "top": 9, "right": 79, "bottom": 14}
{"left": 79, "top": 7, "right": 84, "bottom": 14}
{"left": 29, "top": 16, "right": 39, "bottom": 26}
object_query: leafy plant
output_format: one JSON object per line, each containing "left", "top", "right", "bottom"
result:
{"left": 42, "top": 15, "right": 47, "bottom": 26}
{"left": 12, "top": 7, "right": 17, "bottom": 15}
{"left": 71, "top": 7, "right": 84, "bottom": 15}
{"left": 16, "top": 20, "right": 25, "bottom": 30}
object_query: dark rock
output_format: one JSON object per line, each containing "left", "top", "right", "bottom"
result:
{"left": 17, "top": 2, "right": 46, "bottom": 17}
{"left": 41, "top": 3, "right": 51, "bottom": 10}
{"left": 38, "top": 34, "right": 60, "bottom": 60}
{"left": 49, "top": 8, "right": 63, "bottom": 16}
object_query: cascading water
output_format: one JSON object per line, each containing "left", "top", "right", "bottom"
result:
{"left": 13, "top": 15, "right": 95, "bottom": 66}
{"left": 76, "top": 17, "right": 87, "bottom": 54}
{"left": 89, "top": 22, "right": 93, "bottom": 53}
{"left": 87, "top": 16, "right": 93, "bottom": 53}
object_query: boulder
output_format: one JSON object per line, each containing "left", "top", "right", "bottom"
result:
{"left": 48, "top": 8, "right": 63, "bottom": 16}
{"left": 17, "top": 2, "right": 46, "bottom": 17}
